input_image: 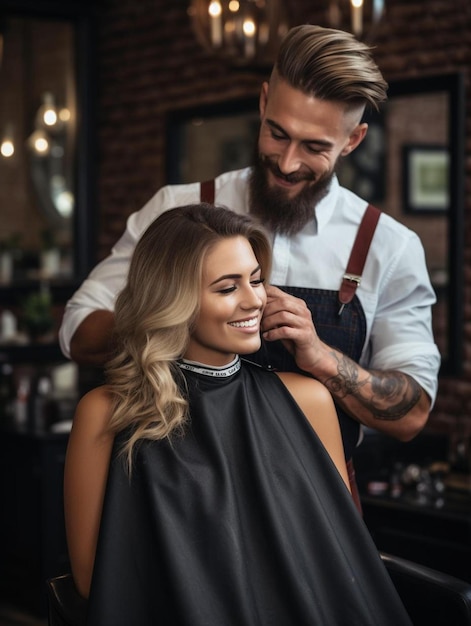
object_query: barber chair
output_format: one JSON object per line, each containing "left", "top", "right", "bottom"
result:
{"left": 380, "top": 552, "right": 471, "bottom": 626}
{"left": 46, "top": 554, "right": 471, "bottom": 626}
{"left": 46, "top": 574, "right": 87, "bottom": 626}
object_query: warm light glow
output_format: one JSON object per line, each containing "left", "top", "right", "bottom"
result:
{"left": 350, "top": 0, "right": 364, "bottom": 36}
{"left": 34, "top": 136, "right": 49, "bottom": 153}
{"left": 39, "top": 92, "right": 59, "bottom": 127}
{"left": 208, "top": 1, "right": 223, "bottom": 46}
{"left": 55, "top": 190, "right": 74, "bottom": 217}
{"left": 208, "top": 1, "right": 222, "bottom": 17}
{"left": 1, "top": 124, "right": 14, "bottom": 157}
{"left": 59, "top": 108, "right": 71, "bottom": 122}
{"left": 242, "top": 18, "right": 257, "bottom": 58}
{"left": 51, "top": 175, "right": 74, "bottom": 217}
{"left": 0, "top": 139, "right": 14, "bottom": 158}
{"left": 189, "top": 0, "right": 291, "bottom": 67}
{"left": 243, "top": 19, "right": 256, "bottom": 37}
{"left": 43, "top": 107, "right": 57, "bottom": 126}
{"left": 224, "top": 20, "right": 236, "bottom": 35}
{"left": 28, "top": 130, "right": 50, "bottom": 155}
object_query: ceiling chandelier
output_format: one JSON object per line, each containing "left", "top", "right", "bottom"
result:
{"left": 188, "top": 0, "right": 291, "bottom": 68}
{"left": 328, "top": 0, "right": 385, "bottom": 40}
{"left": 189, "top": 0, "right": 385, "bottom": 69}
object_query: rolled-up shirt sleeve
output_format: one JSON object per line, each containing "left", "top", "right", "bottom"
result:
{"left": 59, "top": 183, "right": 200, "bottom": 358}
{"left": 365, "top": 229, "right": 441, "bottom": 407}
{"left": 59, "top": 220, "right": 138, "bottom": 358}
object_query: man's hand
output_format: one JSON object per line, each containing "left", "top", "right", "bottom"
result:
{"left": 261, "top": 285, "right": 429, "bottom": 441}
{"left": 261, "top": 285, "right": 328, "bottom": 373}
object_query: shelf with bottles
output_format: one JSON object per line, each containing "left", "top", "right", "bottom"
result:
{"left": 0, "top": 278, "right": 79, "bottom": 304}
{"left": 0, "top": 229, "right": 75, "bottom": 287}
{"left": 0, "top": 358, "right": 78, "bottom": 436}
{"left": 0, "top": 277, "right": 77, "bottom": 356}
{"left": 0, "top": 342, "right": 65, "bottom": 364}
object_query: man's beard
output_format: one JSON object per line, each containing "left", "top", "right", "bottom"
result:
{"left": 249, "top": 154, "right": 334, "bottom": 236}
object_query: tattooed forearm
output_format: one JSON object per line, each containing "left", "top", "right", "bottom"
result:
{"left": 324, "top": 353, "right": 422, "bottom": 421}
{"left": 368, "top": 371, "right": 422, "bottom": 420}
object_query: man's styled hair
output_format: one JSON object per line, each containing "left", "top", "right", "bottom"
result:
{"left": 106, "top": 203, "right": 272, "bottom": 470}
{"left": 274, "top": 24, "right": 388, "bottom": 112}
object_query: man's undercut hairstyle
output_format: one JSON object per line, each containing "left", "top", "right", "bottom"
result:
{"left": 274, "top": 24, "right": 388, "bottom": 113}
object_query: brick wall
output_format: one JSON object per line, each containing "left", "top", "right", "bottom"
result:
{"left": 94, "top": 0, "right": 471, "bottom": 439}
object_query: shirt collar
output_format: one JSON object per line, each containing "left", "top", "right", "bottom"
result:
{"left": 314, "top": 175, "right": 339, "bottom": 234}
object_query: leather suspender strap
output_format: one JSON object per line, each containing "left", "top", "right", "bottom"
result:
{"left": 338, "top": 204, "right": 381, "bottom": 315}
{"left": 200, "top": 179, "right": 215, "bottom": 204}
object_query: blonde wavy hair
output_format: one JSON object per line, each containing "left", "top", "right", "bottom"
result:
{"left": 274, "top": 24, "right": 388, "bottom": 113}
{"left": 106, "top": 203, "right": 272, "bottom": 470}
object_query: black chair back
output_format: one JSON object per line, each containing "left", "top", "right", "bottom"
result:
{"left": 381, "top": 552, "right": 471, "bottom": 626}
{"left": 46, "top": 574, "right": 87, "bottom": 626}
{"left": 47, "top": 557, "right": 471, "bottom": 626}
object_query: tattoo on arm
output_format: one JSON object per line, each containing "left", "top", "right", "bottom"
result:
{"left": 324, "top": 353, "right": 422, "bottom": 421}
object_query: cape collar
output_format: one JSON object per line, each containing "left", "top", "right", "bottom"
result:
{"left": 178, "top": 356, "right": 241, "bottom": 378}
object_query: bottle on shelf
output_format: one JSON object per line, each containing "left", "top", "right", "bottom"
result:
{"left": 28, "top": 368, "right": 59, "bottom": 432}
{"left": 0, "top": 361, "right": 16, "bottom": 428}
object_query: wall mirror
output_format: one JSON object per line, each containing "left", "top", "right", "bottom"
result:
{"left": 166, "top": 98, "right": 260, "bottom": 185}
{"left": 0, "top": 2, "right": 95, "bottom": 289}
{"left": 166, "top": 73, "right": 465, "bottom": 377}
{"left": 337, "top": 73, "right": 465, "bottom": 377}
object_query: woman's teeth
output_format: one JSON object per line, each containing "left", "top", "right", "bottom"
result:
{"left": 229, "top": 318, "right": 258, "bottom": 328}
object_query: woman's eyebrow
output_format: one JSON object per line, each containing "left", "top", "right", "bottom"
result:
{"left": 209, "top": 265, "right": 261, "bottom": 286}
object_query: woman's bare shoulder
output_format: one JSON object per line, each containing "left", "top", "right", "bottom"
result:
{"left": 276, "top": 372, "right": 333, "bottom": 409}
{"left": 73, "top": 385, "right": 115, "bottom": 435}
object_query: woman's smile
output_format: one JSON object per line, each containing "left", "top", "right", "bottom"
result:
{"left": 228, "top": 316, "right": 260, "bottom": 330}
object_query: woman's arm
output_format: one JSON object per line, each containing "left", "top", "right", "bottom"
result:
{"left": 276, "top": 372, "right": 351, "bottom": 492}
{"left": 63, "top": 386, "right": 115, "bottom": 598}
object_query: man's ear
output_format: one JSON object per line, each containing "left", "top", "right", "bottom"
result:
{"left": 341, "top": 122, "right": 368, "bottom": 156}
{"left": 259, "top": 81, "right": 269, "bottom": 118}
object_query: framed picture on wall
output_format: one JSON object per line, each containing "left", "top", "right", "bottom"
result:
{"left": 402, "top": 144, "right": 449, "bottom": 214}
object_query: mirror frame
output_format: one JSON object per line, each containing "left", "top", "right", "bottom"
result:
{"left": 0, "top": 0, "right": 97, "bottom": 284}
{"left": 387, "top": 73, "right": 465, "bottom": 377}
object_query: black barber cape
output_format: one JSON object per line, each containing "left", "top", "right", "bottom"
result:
{"left": 87, "top": 358, "right": 411, "bottom": 626}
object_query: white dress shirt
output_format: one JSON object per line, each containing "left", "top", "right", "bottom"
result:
{"left": 59, "top": 167, "right": 440, "bottom": 403}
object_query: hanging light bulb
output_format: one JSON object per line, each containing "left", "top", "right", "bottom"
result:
{"left": 189, "top": 0, "right": 291, "bottom": 68}
{"left": 58, "top": 107, "right": 71, "bottom": 123}
{"left": 0, "top": 124, "right": 14, "bottom": 158}
{"left": 42, "top": 92, "right": 57, "bottom": 126}
{"left": 208, "top": 1, "right": 223, "bottom": 47}
{"left": 35, "top": 91, "right": 62, "bottom": 131}
{"left": 351, "top": 0, "right": 363, "bottom": 37}
{"left": 27, "top": 129, "right": 50, "bottom": 156}
{"left": 242, "top": 17, "right": 256, "bottom": 58}
{"left": 329, "top": 0, "right": 385, "bottom": 41}
{"left": 28, "top": 92, "right": 70, "bottom": 158}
